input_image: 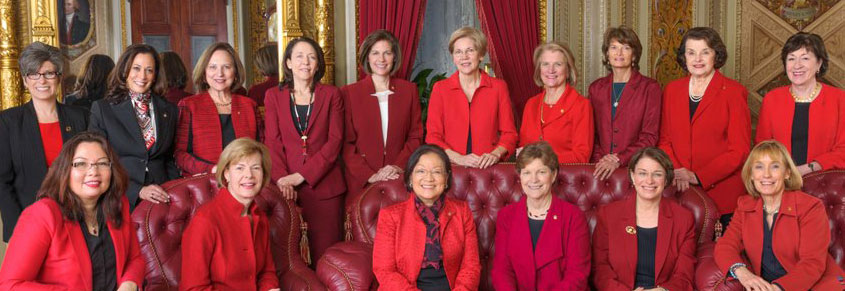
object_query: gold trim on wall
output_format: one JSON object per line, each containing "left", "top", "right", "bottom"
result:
{"left": 120, "top": 0, "right": 126, "bottom": 48}
{"left": 233, "top": 0, "right": 240, "bottom": 53}
{"left": 249, "top": 0, "right": 269, "bottom": 84}
{"left": 539, "top": 0, "right": 547, "bottom": 43}
{"left": 649, "top": 1, "right": 692, "bottom": 86}
{"left": 29, "top": 0, "right": 59, "bottom": 46}
{"left": 316, "top": 0, "right": 334, "bottom": 84}
{"left": 0, "top": 0, "right": 23, "bottom": 110}
{"left": 276, "top": 0, "right": 305, "bottom": 82}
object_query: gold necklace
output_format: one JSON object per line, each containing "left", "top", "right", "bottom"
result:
{"left": 790, "top": 82, "right": 822, "bottom": 103}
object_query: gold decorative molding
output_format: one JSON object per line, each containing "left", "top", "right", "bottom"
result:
{"left": 276, "top": 0, "right": 305, "bottom": 80}
{"left": 539, "top": 0, "right": 547, "bottom": 43}
{"left": 315, "top": 0, "right": 334, "bottom": 84}
{"left": 649, "top": 0, "right": 692, "bottom": 86}
{"left": 120, "top": 0, "right": 127, "bottom": 48}
{"left": 0, "top": 0, "right": 23, "bottom": 110}
{"left": 233, "top": 0, "right": 240, "bottom": 53}
{"left": 249, "top": 0, "right": 269, "bottom": 84}
{"left": 29, "top": 0, "right": 59, "bottom": 46}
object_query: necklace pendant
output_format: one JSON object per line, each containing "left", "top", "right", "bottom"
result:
{"left": 613, "top": 101, "right": 619, "bottom": 107}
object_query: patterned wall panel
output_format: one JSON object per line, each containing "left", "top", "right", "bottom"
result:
{"left": 649, "top": 0, "right": 692, "bottom": 87}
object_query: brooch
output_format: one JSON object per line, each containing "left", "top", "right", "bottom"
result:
{"left": 625, "top": 226, "right": 636, "bottom": 235}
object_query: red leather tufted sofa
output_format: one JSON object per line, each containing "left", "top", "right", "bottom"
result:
{"left": 314, "top": 163, "right": 721, "bottom": 290}
{"left": 131, "top": 174, "right": 324, "bottom": 290}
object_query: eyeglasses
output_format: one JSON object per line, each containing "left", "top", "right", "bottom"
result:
{"left": 72, "top": 161, "right": 112, "bottom": 171}
{"left": 453, "top": 48, "right": 477, "bottom": 56}
{"left": 25, "top": 71, "right": 61, "bottom": 80}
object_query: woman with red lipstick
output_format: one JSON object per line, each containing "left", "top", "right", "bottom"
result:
{"left": 755, "top": 32, "right": 845, "bottom": 175}
{"left": 175, "top": 42, "right": 261, "bottom": 177}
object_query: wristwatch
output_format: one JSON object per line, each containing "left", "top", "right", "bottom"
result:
{"left": 809, "top": 162, "right": 816, "bottom": 172}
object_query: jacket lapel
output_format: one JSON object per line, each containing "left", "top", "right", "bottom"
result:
{"left": 66, "top": 220, "right": 93, "bottom": 290}
{"left": 403, "top": 199, "right": 426, "bottom": 274}
{"left": 22, "top": 102, "right": 48, "bottom": 170}
{"left": 534, "top": 198, "right": 564, "bottom": 270}
{"left": 540, "top": 86, "right": 575, "bottom": 126}
{"left": 614, "top": 71, "right": 644, "bottom": 119}
{"left": 654, "top": 199, "right": 674, "bottom": 278}
{"left": 150, "top": 96, "right": 173, "bottom": 153}
{"left": 108, "top": 220, "right": 126, "bottom": 282}
{"left": 691, "top": 71, "right": 725, "bottom": 125}
{"left": 362, "top": 77, "right": 387, "bottom": 154}
{"left": 304, "top": 84, "right": 327, "bottom": 137}
{"left": 201, "top": 93, "right": 224, "bottom": 153}
{"left": 621, "top": 196, "right": 638, "bottom": 275}
{"left": 508, "top": 199, "right": 537, "bottom": 287}
{"left": 114, "top": 99, "right": 147, "bottom": 149}
{"left": 56, "top": 103, "right": 78, "bottom": 141}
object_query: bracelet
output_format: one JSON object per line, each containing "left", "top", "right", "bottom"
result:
{"left": 729, "top": 262, "right": 747, "bottom": 279}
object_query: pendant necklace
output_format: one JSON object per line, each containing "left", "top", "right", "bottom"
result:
{"left": 290, "top": 91, "right": 314, "bottom": 156}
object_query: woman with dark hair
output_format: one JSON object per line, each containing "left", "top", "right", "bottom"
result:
{"left": 755, "top": 32, "right": 845, "bottom": 174}
{"left": 342, "top": 30, "right": 423, "bottom": 198}
{"left": 658, "top": 27, "right": 751, "bottom": 227}
{"left": 175, "top": 42, "right": 260, "bottom": 176}
{"left": 0, "top": 131, "right": 144, "bottom": 290}
{"left": 373, "top": 144, "right": 480, "bottom": 290}
{"left": 159, "top": 51, "right": 192, "bottom": 104}
{"left": 89, "top": 44, "right": 179, "bottom": 208}
{"left": 64, "top": 54, "right": 115, "bottom": 111}
{"left": 247, "top": 43, "right": 278, "bottom": 107}
{"left": 0, "top": 42, "right": 88, "bottom": 243}
{"left": 264, "top": 36, "right": 345, "bottom": 263}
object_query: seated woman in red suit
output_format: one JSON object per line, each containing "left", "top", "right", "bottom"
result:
{"left": 342, "top": 30, "right": 423, "bottom": 198}
{"left": 159, "top": 51, "right": 192, "bottom": 105}
{"left": 755, "top": 32, "right": 845, "bottom": 175}
{"left": 0, "top": 132, "right": 144, "bottom": 290}
{"left": 658, "top": 27, "right": 751, "bottom": 228}
{"left": 715, "top": 140, "right": 845, "bottom": 290}
{"left": 180, "top": 138, "right": 279, "bottom": 291}
{"left": 590, "top": 26, "right": 662, "bottom": 180}
{"left": 426, "top": 27, "right": 518, "bottom": 169}
{"left": 373, "top": 144, "right": 480, "bottom": 290}
{"left": 592, "top": 147, "right": 696, "bottom": 290}
{"left": 519, "top": 42, "right": 593, "bottom": 163}
{"left": 247, "top": 43, "right": 278, "bottom": 107}
{"left": 492, "top": 141, "right": 590, "bottom": 290}
{"left": 175, "top": 42, "right": 260, "bottom": 176}
{"left": 264, "top": 37, "right": 345, "bottom": 264}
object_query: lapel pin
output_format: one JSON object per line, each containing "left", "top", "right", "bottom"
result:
{"left": 65, "top": 126, "right": 71, "bottom": 132}
{"left": 553, "top": 215, "right": 558, "bottom": 220}
{"left": 560, "top": 109, "right": 564, "bottom": 114}
{"left": 163, "top": 113, "right": 167, "bottom": 118}
{"left": 626, "top": 226, "right": 636, "bottom": 235}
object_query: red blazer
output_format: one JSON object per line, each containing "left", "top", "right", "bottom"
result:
{"left": 264, "top": 83, "right": 346, "bottom": 198}
{"left": 519, "top": 85, "right": 594, "bottom": 163}
{"left": 491, "top": 196, "right": 591, "bottom": 290}
{"left": 247, "top": 75, "right": 278, "bottom": 107}
{"left": 372, "top": 196, "right": 481, "bottom": 291}
{"left": 175, "top": 92, "right": 261, "bottom": 176}
{"left": 755, "top": 84, "right": 845, "bottom": 169}
{"left": 715, "top": 191, "right": 845, "bottom": 290}
{"left": 426, "top": 72, "right": 518, "bottom": 156}
{"left": 591, "top": 194, "right": 697, "bottom": 290}
{"left": 589, "top": 70, "right": 662, "bottom": 165}
{"left": 341, "top": 76, "right": 423, "bottom": 195}
{"left": 0, "top": 197, "right": 144, "bottom": 290}
{"left": 180, "top": 188, "right": 278, "bottom": 291}
{"left": 658, "top": 71, "right": 751, "bottom": 214}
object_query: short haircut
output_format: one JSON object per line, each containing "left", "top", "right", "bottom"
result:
{"left": 448, "top": 27, "right": 488, "bottom": 58}
{"left": 216, "top": 138, "right": 272, "bottom": 189}
{"left": 19, "top": 41, "right": 64, "bottom": 76}
{"left": 741, "top": 140, "right": 803, "bottom": 198}
{"left": 73, "top": 54, "right": 115, "bottom": 98}
{"left": 159, "top": 51, "right": 188, "bottom": 90}
{"left": 358, "top": 30, "right": 402, "bottom": 76}
{"left": 193, "top": 42, "right": 246, "bottom": 93}
{"left": 255, "top": 43, "right": 279, "bottom": 77}
{"left": 106, "top": 44, "right": 164, "bottom": 103}
{"left": 281, "top": 37, "right": 326, "bottom": 91}
{"left": 601, "top": 26, "right": 643, "bottom": 71}
{"left": 676, "top": 27, "right": 728, "bottom": 72}
{"left": 628, "top": 147, "right": 675, "bottom": 187}
{"left": 532, "top": 42, "right": 578, "bottom": 87}
{"left": 404, "top": 144, "right": 452, "bottom": 193}
{"left": 781, "top": 32, "right": 829, "bottom": 78}
{"left": 515, "top": 141, "right": 559, "bottom": 174}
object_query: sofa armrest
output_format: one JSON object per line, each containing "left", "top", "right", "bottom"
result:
{"left": 281, "top": 263, "right": 326, "bottom": 291}
{"left": 695, "top": 242, "right": 743, "bottom": 291}
{"left": 676, "top": 187, "right": 720, "bottom": 243}
{"left": 316, "top": 241, "right": 375, "bottom": 291}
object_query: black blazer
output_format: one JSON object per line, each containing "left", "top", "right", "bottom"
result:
{"left": 0, "top": 101, "right": 88, "bottom": 241}
{"left": 89, "top": 95, "right": 179, "bottom": 208}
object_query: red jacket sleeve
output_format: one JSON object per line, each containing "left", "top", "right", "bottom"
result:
{"left": 591, "top": 208, "right": 632, "bottom": 290}
{"left": 657, "top": 208, "right": 696, "bottom": 291}
{"left": 754, "top": 93, "right": 775, "bottom": 144}
{"left": 493, "top": 83, "right": 518, "bottom": 156}
{"left": 491, "top": 207, "right": 518, "bottom": 290}
{"left": 263, "top": 89, "right": 291, "bottom": 182}
{"left": 617, "top": 81, "right": 662, "bottom": 165}
{"left": 425, "top": 82, "right": 450, "bottom": 151}
{"left": 0, "top": 202, "right": 65, "bottom": 290}
{"left": 772, "top": 199, "right": 832, "bottom": 290}
{"left": 453, "top": 203, "right": 481, "bottom": 291}
{"left": 556, "top": 100, "right": 594, "bottom": 163}
{"left": 180, "top": 214, "right": 216, "bottom": 291}
{"left": 372, "top": 208, "right": 418, "bottom": 291}
{"left": 298, "top": 87, "right": 345, "bottom": 186}
{"left": 174, "top": 101, "right": 214, "bottom": 176}
{"left": 658, "top": 86, "right": 681, "bottom": 166}
{"left": 695, "top": 86, "right": 751, "bottom": 188}
{"left": 554, "top": 206, "right": 591, "bottom": 290}
{"left": 714, "top": 200, "right": 749, "bottom": 277}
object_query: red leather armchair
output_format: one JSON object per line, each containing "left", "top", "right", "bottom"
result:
{"left": 131, "top": 174, "right": 324, "bottom": 290}
{"left": 315, "top": 163, "right": 720, "bottom": 290}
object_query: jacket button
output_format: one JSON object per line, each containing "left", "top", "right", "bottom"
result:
{"left": 611, "top": 143, "right": 617, "bottom": 148}
{"left": 613, "top": 128, "right": 619, "bottom": 133}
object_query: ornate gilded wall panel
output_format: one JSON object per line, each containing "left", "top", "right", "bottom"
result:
{"left": 249, "top": 0, "right": 269, "bottom": 84}
{"left": 755, "top": 0, "right": 838, "bottom": 30}
{"left": 28, "top": 0, "right": 58, "bottom": 46}
{"left": 315, "top": 0, "right": 334, "bottom": 84}
{"left": 0, "top": 0, "right": 22, "bottom": 110}
{"left": 649, "top": 0, "right": 692, "bottom": 87}
{"left": 553, "top": 0, "right": 585, "bottom": 93}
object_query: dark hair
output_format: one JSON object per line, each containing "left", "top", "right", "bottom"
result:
{"left": 193, "top": 42, "right": 246, "bottom": 93}
{"left": 18, "top": 41, "right": 64, "bottom": 76}
{"left": 781, "top": 32, "right": 828, "bottom": 78}
{"left": 72, "top": 54, "right": 114, "bottom": 100}
{"left": 627, "top": 147, "right": 674, "bottom": 187}
{"left": 159, "top": 51, "right": 188, "bottom": 90}
{"left": 676, "top": 27, "right": 728, "bottom": 72}
{"left": 516, "top": 141, "right": 559, "bottom": 174}
{"left": 404, "top": 144, "right": 452, "bottom": 193}
{"left": 106, "top": 44, "right": 164, "bottom": 103}
{"left": 358, "top": 30, "right": 402, "bottom": 76}
{"left": 602, "top": 26, "right": 643, "bottom": 71}
{"left": 255, "top": 43, "right": 279, "bottom": 77}
{"left": 36, "top": 131, "right": 129, "bottom": 227}
{"left": 281, "top": 37, "right": 325, "bottom": 92}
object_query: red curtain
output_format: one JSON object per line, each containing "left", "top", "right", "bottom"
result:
{"left": 358, "top": 0, "right": 428, "bottom": 80}
{"left": 475, "top": 0, "right": 542, "bottom": 126}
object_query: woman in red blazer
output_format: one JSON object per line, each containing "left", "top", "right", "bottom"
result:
{"left": 426, "top": 27, "right": 517, "bottom": 169}
{"left": 658, "top": 27, "right": 751, "bottom": 223}
{"left": 715, "top": 140, "right": 845, "bottom": 290}
{"left": 592, "top": 147, "right": 697, "bottom": 291}
{"left": 175, "top": 43, "right": 260, "bottom": 176}
{"left": 492, "top": 142, "right": 591, "bottom": 290}
{"left": 264, "top": 37, "right": 345, "bottom": 264}
{"left": 755, "top": 32, "right": 845, "bottom": 175}
{"left": 342, "top": 30, "right": 423, "bottom": 198}
{"left": 0, "top": 132, "right": 144, "bottom": 290}
{"left": 519, "top": 42, "right": 593, "bottom": 163}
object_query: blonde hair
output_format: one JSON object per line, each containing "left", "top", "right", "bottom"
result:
{"left": 448, "top": 27, "right": 488, "bottom": 58}
{"left": 532, "top": 42, "right": 578, "bottom": 87}
{"left": 192, "top": 42, "right": 246, "bottom": 93}
{"left": 741, "top": 140, "right": 803, "bottom": 198}
{"left": 215, "top": 138, "right": 271, "bottom": 189}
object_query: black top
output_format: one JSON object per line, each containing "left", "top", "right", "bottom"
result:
{"left": 417, "top": 266, "right": 451, "bottom": 291}
{"left": 635, "top": 226, "right": 658, "bottom": 289}
{"left": 611, "top": 82, "right": 626, "bottom": 119}
{"left": 291, "top": 104, "right": 310, "bottom": 134}
{"left": 79, "top": 208, "right": 117, "bottom": 291}
{"left": 219, "top": 114, "right": 235, "bottom": 148}
{"left": 791, "top": 103, "right": 811, "bottom": 165}
{"left": 528, "top": 217, "right": 544, "bottom": 251}
{"left": 761, "top": 213, "right": 787, "bottom": 282}
{"left": 466, "top": 127, "right": 473, "bottom": 154}
{"left": 689, "top": 97, "right": 701, "bottom": 121}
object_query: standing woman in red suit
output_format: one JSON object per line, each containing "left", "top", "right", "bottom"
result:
{"left": 590, "top": 26, "right": 662, "bottom": 180}
{"left": 755, "top": 32, "right": 845, "bottom": 175}
{"left": 0, "top": 132, "right": 144, "bottom": 290}
{"left": 264, "top": 37, "right": 345, "bottom": 264}
{"left": 426, "top": 27, "right": 518, "bottom": 169}
{"left": 175, "top": 42, "right": 261, "bottom": 176}
{"left": 658, "top": 27, "right": 751, "bottom": 228}
{"left": 592, "top": 147, "right": 697, "bottom": 290}
{"left": 519, "top": 42, "right": 593, "bottom": 162}
{"left": 492, "top": 142, "right": 591, "bottom": 290}
{"left": 342, "top": 30, "right": 423, "bottom": 198}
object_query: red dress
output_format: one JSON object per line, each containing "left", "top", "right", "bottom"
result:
{"left": 519, "top": 85, "right": 594, "bottom": 163}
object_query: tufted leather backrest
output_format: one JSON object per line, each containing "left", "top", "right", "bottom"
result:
{"left": 798, "top": 170, "right": 845, "bottom": 270}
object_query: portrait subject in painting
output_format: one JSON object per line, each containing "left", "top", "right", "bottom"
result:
{"left": 59, "top": 0, "right": 90, "bottom": 45}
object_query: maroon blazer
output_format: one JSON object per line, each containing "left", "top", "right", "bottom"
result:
{"left": 264, "top": 83, "right": 346, "bottom": 198}
{"left": 247, "top": 75, "right": 278, "bottom": 107}
{"left": 591, "top": 194, "right": 697, "bottom": 290}
{"left": 175, "top": 92, "right": 261, "bottom": 176}
{"left": 164, "top": 88, "right": 192, "bottom": 105}
{"left": 491, "top": 196, "right": 591, "bottom": 290}
{"left": 341, "top": 76, "right": 423, "bottom": 195}
{"left": 589, "top": 70, "right": 662, "bottom": 165}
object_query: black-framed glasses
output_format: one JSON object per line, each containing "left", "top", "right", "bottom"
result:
{"left": 25, "top": 71, "right": 61, "bottom": 80}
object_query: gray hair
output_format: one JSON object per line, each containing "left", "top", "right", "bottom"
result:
{"left": 18, "top": 42, "right": 64, "bottom": 75}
